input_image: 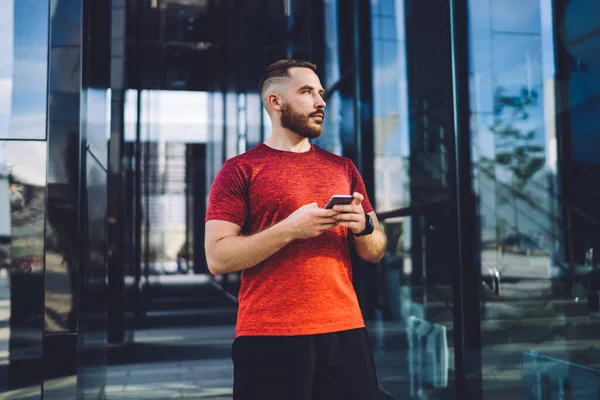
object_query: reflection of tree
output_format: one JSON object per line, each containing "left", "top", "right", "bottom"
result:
{"left": 486, "top": 87, "right": 545, "bottom": 192}
{"left": 478, "top": 87, "right": 546, "bottom": 240}
{"left": 7, "top": 171, "right": 46, "bottom": 269}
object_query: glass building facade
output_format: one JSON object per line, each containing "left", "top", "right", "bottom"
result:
{"left": 0, "top": 0, "right": 599, "bottom": 398}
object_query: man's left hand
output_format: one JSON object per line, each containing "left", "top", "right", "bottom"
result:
{"left": 332, "top": 192, "right": 366, "bottom": 234}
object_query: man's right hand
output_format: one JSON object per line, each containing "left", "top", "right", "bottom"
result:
{"left": 283, "top": 202, "right": 339, "bottom": 240}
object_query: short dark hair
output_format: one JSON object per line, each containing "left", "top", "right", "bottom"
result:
{"left": 258, "top": 59, "right": 317, "bottom": 99}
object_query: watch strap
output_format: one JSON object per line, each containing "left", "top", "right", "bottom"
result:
{"left": 354, "top": 213, "right": 374, "bottom": 237}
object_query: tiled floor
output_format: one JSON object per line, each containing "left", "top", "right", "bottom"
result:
{"left": 106, "top": 360, "right": 233, "bottom": 399}
{"left": 104, "top": 311, "right": 600, "bottom": 400}
{"left": 106, "top": 326, "right": 236, "bottom": 399}
{"left": 1, "top": 311, "right": 598, "bottom": 399}
{"left": 103, "top": 321, "right": 413, "bottom": 399}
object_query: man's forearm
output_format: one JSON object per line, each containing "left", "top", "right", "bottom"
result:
{"left": 353, "top": 229, "right": 386, "bottom": 263}
{"left": 207, "top": 223, "right": 293, "bottom": 275}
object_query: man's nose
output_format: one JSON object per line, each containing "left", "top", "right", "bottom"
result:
{"left": 315, "top": 96, "right": 326, "bottom": 109}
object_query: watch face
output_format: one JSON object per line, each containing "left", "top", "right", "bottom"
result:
{"left": 366, "top": 215, "right": 374, "bottom": 231}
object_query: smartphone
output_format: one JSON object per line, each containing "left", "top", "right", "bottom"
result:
{"left": 324, "top": 194, "right": 354, "bottom": 209}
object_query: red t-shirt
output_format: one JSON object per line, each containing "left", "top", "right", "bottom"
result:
{"left": 205, "top": 143, "right": 374, "bottom": 337}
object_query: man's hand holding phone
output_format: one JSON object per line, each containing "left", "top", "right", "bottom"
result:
{"left": 281, "top": 193, "right": 366, "bottom": 240}
{"left": 283, "top": 202, "right": 340, "bottom": 240}
{"left": 330, "top": 192, "right": 366, "bottom": 235}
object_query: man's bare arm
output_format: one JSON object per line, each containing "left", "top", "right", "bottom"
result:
{"left": 205, "top": 203, "right": 339, "bottom": 275}
{"left": 205, "top": 220, "right": 293, "bottom": 275}
{"left": 352, "top": 212, "right": 387, "bottom": 263}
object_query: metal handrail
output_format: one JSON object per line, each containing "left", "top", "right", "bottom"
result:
{"left": 377, "top": 199, "right": 450, "bottom": 221}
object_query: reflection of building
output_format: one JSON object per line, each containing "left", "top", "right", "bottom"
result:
{"left": 0, "top": 0, "right": 599, "bottom": 399}
{"left": 0, "top": 151, "right": 9, "bottom": 240}
{"left": 143, "top": 143, "right": 187, "bottom": 260}
{"left": 0, "top": 163, "right": 10, "bottom": 273}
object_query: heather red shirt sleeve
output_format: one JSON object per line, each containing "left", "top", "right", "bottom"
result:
{"left": 348, "top": 160, "right": 374, "bottom": 214}
{"left": 205, "top": 159, "right": 248, "bottom": 227}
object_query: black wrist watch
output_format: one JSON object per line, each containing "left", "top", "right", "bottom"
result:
{"left": 354, "top": 214, "right": 375, "bottom": 237}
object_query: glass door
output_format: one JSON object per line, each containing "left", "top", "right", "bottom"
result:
{"left": 368, "top": 1, "right": 461, "bottom": 398}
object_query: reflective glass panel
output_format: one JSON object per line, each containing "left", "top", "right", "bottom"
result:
{"left": 124, "top": 89, "right": 138, "bottom": 143}
{"left": 77, "top": 150, "right": 107, "bottom": 398}
{"left": 142, "top": 90, "right": 210, "bottom": 144}
{"left": 208, "top": 91, "right": 224, "bottom": 187}
{"left": 468, "top": 0, "right": 600, "bottom": 397}
{"left": 372, "top": 0, "right": 409, "bottom": 213}
{"left": 85, "top": 88, "right": 110, "bottom": 168}
{"left": 225, "top": 92, "right": 237, "bottom": 159}
{"left": 246, "top": 93, "right": 262, "bottom": 149}
{"left": 124, "top": 89, "right": 218, "bottom": 279}
{"left": 0, "top": 141, "right": 46, "bottom": 396}
{"left": 370, "top": 1, "right": 456, "bottom": 398}
{"left": 314, "top": 0, "right": 342, "bottom": 155}
{"left": 108, "top": 87, "right": 235, "bottom": 398}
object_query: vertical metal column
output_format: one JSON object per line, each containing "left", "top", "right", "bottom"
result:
{"left": 353, "top": 0, "right": 375, "bottom": 205}
{"left": 107, "top": 0, "right": 128, "bottom": 346}
{"left": 133, "top": 0, "right": 144, "bottom": 320}
{"left": 285, "top": 0, "right": 294, "bottom": 58}
{"left": 448, "top": 0, "right": 483, "bottom": 398}
{"left": 551, "top": 0, "right": 574, "bottom": 280}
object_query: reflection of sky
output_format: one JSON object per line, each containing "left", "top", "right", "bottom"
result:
{"left": 562, "top": 0, "right": 600, "bottom": 68}
{"left": 372, "top": 0, "right": 556, "bottom": 160}
{"left": 0, "top": 2, "right": 14, "bottom": 78}
{"left": 0, "top": 1, "right": 14, "bottom": 136}
{"left": 315, "top": 0, "right": 342, "bottom": 155}
{"left": 490, "top": 0, "right": 540, "bottom": 34}
{"left": 371, "top": 0, "right": 409, "bottom": 210}
{"left": 0, "top": 0, "right": 48, "bottom": 140}
{"left": 49, "top": 0, "right": 81, "bottom": 46}
{"left": 372, "top": 0, "right": 408, "bottom": 158}
{"left": 469, "top": 0, "right": 551, "bottom": 163}
{"left": 471, "top": 0, "right": 600, "bottom": 165}
{"left": 370, "top": 0, "right": 562, "bottom": 212}
{"left": 15, "top": 2, "right": 48, "bottom": 46}
{"left": 469, "top": 0, "right": 551, "bottom": 105}
{"left": 468, "top": 0, "right": 563, "bottom": 243}
{"left": 562, "top": 1, "right": 600, "bottom": 164}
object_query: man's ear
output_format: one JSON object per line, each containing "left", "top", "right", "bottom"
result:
{"left": 268, "top": 93, "right": 282, "bottom": 112}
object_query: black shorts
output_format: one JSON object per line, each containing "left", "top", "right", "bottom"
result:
{"left": 232, "top": 327, "right": 380, "bottom": 400}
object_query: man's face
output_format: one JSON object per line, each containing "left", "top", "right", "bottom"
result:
{"left": 280, "top": 68, "right": 326, "bottom": 139}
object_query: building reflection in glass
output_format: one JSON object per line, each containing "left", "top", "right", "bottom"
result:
{"left": 125, "top": 90, "right": 210, "bottom": 279}
{"left": 0, "top": 141, "right": 46, "bottom": 394}
{"left": 468, "top": 0, "right": 600, "bottom": 397}
{"left": 0, "top": 0, "right": 598, "bottom": 398}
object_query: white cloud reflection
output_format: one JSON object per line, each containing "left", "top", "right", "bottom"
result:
{"left": 0, "top": 141, "right": 47, "bottom": 186}
{"left": 0, "top": 79, "right": 12, "bottom": 125}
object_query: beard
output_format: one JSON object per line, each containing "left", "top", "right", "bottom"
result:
{"left": 280, "top": 102, "right": 324, "bottom": 139}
